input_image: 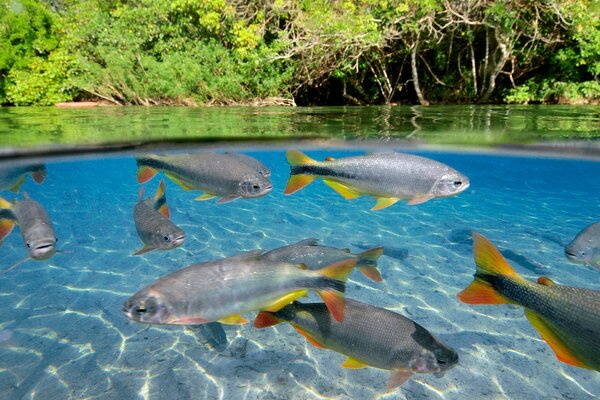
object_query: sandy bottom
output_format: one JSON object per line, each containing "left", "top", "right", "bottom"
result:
{"left": 1, "top": 150, "right": 599, "bottom": 400}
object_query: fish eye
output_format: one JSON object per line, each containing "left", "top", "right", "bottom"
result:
{"left": 437, "top": 359, "right": 447, "bottom": 365}
{"left": 453, "top": 181, "right": 462, "bottom": 186}
{"left": 26, "top": 242, "right": 31, "bottom": 248}
{"left": 163, "top": 235, "right": 170, "bottom": 241}
{"left": 135, "top": 306, "right": 147, "bottom": 315}
{"left": 252, "top": 184, "right": 260, "bottom": 190}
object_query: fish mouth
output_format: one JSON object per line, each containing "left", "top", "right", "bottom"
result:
{"left": 30, "top": 243, "right": 56, "bottom": 260}
{"left": 171, "top": 235, "right": 185, "bottom": 247}
{"left": 564, "top": 248, "right": 582, "bottom": 262}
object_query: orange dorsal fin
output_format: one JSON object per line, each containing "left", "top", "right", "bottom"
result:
{"left": 524, "top": 310, "right": 592, "bottom": 369}
{"left": 253, "top": 311, "right": 282, "bottom": 328}
{"left": 284, "top": 175, "right": 316, "bottom": 195}
{"left": 292, "top": 325, "right": 326, "bottom": 349}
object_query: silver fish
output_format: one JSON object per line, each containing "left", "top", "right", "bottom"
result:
{"left": 224, "top": 152, "right": 271, "bottom": 177}
{"left": 133, "top": 179, "right": 185, "bottom": 256}
{"left": 136, "top": 153, "right": 272, "bottom": 203}
{"left": 565, "top": 221, "right": 600, "bottom": 271}
{"left": 285, "top": 151, "right": 469, "bottom": 210}
{"left": 0, "top": 164, "right": 46, "bottom": 192}
{"left": 262, "top": 238, "right": 384, "bottom": 282}
{"left": 123, "top": 254, "right": 356, "bottom": 325}
{"left": 255, "top": 299, "right": 458, "bottom": 388}
{"left": 0, "top": 193, "right": 56, "bottom": 260}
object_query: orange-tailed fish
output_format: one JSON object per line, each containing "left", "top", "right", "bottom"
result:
{"left": 262, "top": 238, "right": 384, "bottom": 282}
{"left": 0, "top": 164, "right": 46, "bottom": 192}
{"left": 284, "top": 151, "right": 469, "bottom": 210}
{"left": 123, "top": 253, "right": 356, "bottom": 325}
{"left": 458, "top": 232, "right": 600, "bottom": 371}
{"left": 136, "top": 153, "right": 272, "bottom": 203}
{"left": 0, "top": 193, "right": 57, "bottom": 263}
{"left": 133, "top": 179, "right": 185, "bottom": 256}
{"left": 254, "top": 299, "right": 458, "bottom": 388}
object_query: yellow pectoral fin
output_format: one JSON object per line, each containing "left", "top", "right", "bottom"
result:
{"left": 218, "top": 315, "right": 249, "bottom": 325}
{"left": 195, "top": 193, "right": 216, "bottom": 201}
{"left": 342, "top": 357, "right": 369, "bottom": 369}
{"left": 322, "top": 179, "right": 361, "bottom": 200}
{"left": 263, "top": 290, "right": 308, "bottom": 312}
{"left": 371, "top": 197, "right": 399, "bottom": 210}
{"left": 164, "top": 172, "right": 195, "bottom": 191}
{"left": 284, "top": 175, "right": 316, "bottom": 194}
{"left": 524, "top": 309, "right": 592, "bottom": 369}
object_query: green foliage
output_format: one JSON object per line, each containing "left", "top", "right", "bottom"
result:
{"left": 0, "top": 0, "right": 598, "bottom": 106}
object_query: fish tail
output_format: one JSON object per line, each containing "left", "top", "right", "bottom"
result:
{"left": 253, "top": 311, "right": 283, "bottom": 328}
{"left": 153, "top": 179, "right": 170, "bottom": 219}
{"left": 356, "top": 247, "right": 384, "bottom": 282}
{"left": 31, "top": 166, "right": 47, "bottom": 184}
{"left": 136, "top": 158, "right": 159, "bottom": 184}
{"left": 457, "top": 232, "right": 519, "bottom": 305}
{"left": 316, "top": 258, "right": 357, "bottom": 322}
{"left": 0, "top": 197, "right": 16, "bottom": 245}
{"left": 284, "top": 151, "right": 318, "bottom": 194}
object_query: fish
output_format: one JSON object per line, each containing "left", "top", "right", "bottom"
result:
{"left": 123, "top": 254, "right": 356, "bottom": 325}
{"left": 565, "top": 221, "right": 600, "bottom": 271}
{"left": 0, "top": 164, "right": 46, "bottom": 192}
{"left": 261, "top": 238, "right": 384, "bottom": 282}
{"left": 0, "top": 193, "right": 57, "bottom": 260}
{"left": 132, "top": 179, "right": 185, "bottom": 256}
{"left": 284, "top": 151, "right": 470, "bottom": 210}
{"left": 136, "top": 153, "right": 272, "bottom": 203}
{"left": 224, "top": 152, "right": 271, "bottom": 177}
{"left": 254, "top": 299, "right": 458, "bottom": 389}
{"left": 458, "top": 232, "right": 600, "bottom": 371}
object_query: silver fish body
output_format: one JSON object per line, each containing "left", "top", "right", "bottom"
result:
{"left": 123, "top": 255, "right": 352, "bottom": 325}
{"left": 565, "top": 221, "right": 600, "bottom": 270}
{"left": 137, "top": 153, "right": 272, "bottom": 202}
{"left": 262, "top": 239, "right": 383, "bottom": 281}
{"left": 224, "top": 152, "right": 271, "bottom": 177}
{"left": 12, "top": 196, "right": 57, "bottom": 260}
{"left": 133, "top": 199, "right": 184, "bottom": 254}
{"left": 257, "top": 299, "right": 458, "bottom": 387}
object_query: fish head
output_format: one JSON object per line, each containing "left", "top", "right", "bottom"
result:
{"left": 565, "top": 239, "right": 600, "bottom": 266}
{"left": 153, "top": 225, "right": 186, "bottom": 250}
{"left": 123, "top": 290, "right": 173, "bottom": 324}
{"left": 26, "top": 236, "right": 57, "bottom": 260}
{"left": 238, "top": 174, "right": 273, "bottom": 198}
{"left": 432, "top": 171, "right": 470, "bottom": 198}
{"left": 409, "top": 345, "right": 459, "bottom": 376}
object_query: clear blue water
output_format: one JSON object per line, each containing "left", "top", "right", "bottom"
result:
{"left": 1, "top": 149, "right": 600, "bottom": 400}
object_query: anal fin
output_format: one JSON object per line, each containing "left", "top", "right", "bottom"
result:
{"left": 342, "top": 357, "right": 369, "bottom": 369}
{"left": 322, "top": 179, "right": 361, "bottom": 200}
{"left": 524, "top": 309, "right": 591, "bottom": 369}
{"left": 218, "top": 314, "right": 248, "bottom": 325}
{"left": 372, "top": 197, "right": 399, "bottom": 210}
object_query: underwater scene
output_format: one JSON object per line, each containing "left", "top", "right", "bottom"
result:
{"left": 0, "top": 146, "right": 599, "bottom": 400}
